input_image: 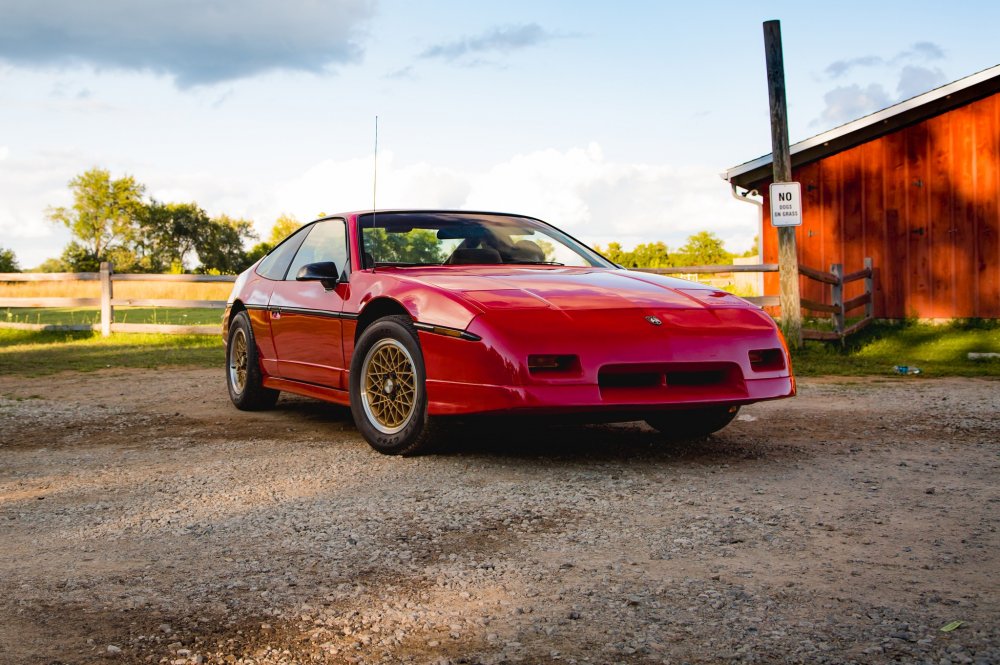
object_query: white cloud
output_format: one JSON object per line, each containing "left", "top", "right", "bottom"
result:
{"left": 270, "top": 143, "right": 758, "bottom": 253}
{"left": 815, "top": 83, "right": 892, "bottom": 126}
{"left": 897, "top": 65, "right": 946, "bottom": 100}
{"left": 0, "top": 0, "right": 375, "bottom": 87}
{"left": 419, "top": 24, "right": 562, "bottom": 63}
{"left": 2, "top": 143, "right": 760, "bottom": 267}
{"left": 0, "top": 151, "right": 78, "bottom": 266}
{"left": 814, "top": 41, "right": 949, "bottom": 129}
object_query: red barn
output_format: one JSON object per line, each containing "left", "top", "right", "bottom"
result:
{"left": 724, "top": 65, "right": 1000, "bottom": 320}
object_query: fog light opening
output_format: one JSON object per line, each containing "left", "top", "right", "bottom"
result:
{"left": 528, "top": 354, "right": 578, "bottom": 373}
{"left": 748, "top": 348, "right": 785, "bottom": 372}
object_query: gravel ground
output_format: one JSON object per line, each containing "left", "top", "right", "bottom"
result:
{"left": 0, "top": 368, "right": 998, "bottom": 665}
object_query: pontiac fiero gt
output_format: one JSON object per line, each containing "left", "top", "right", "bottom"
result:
{"left": 223, "top": 211, "right": 794, "bottom": 454}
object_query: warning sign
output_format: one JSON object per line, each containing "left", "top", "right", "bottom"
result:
{"left": 769, "top": 182, "right": 802, "bottom": 227}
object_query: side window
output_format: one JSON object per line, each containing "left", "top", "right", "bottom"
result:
{"left": 256, "top": 225, "right": 310, "bottom": 281}
{"left": 285, "top": 218, "right": 349, "bottom": 281}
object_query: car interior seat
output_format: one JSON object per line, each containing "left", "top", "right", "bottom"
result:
{"left": 446, "top": 248, "right": 503, "bottom": 264}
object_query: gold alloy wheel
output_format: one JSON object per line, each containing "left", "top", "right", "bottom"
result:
{"left": 360, "top": 338, "right": 417, "bottom": 434}
{"left": 229, "top": 327, "right": 248, "bottom": 394}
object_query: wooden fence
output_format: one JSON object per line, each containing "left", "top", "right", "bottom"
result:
{"left": 0, "top": 262, "right": 234, "bottom": 335}
{"left": 3, "top": 259, "right": 874, "bottom": 341}
{"left": 639, "top": 257, "right": 874, "bottom": 341}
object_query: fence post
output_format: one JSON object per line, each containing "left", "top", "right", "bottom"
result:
{"left": 863, "top": 257, "right": 874, "bottom": 320}
{"left": 830, "top": 263, "right": 844, "bottom": 338}
{"left": 100, "top": 261, "right": 113, "bottom": 337}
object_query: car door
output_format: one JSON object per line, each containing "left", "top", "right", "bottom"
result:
{"left": 267, "top": 218, "right": 351, "bottom": 389}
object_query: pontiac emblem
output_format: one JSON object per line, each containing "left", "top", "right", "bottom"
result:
{"left": 645, "top": 315, "right": 662, "bottom": 326}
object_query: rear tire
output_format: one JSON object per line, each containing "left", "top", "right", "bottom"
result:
{"left": 645, "top": 405, "right": 740, "bottom": 440}
{"left": 350, "top": 315, "right": 434, "bottom": 455}
{"left": 227, "top": 310, "right": 279, "bottom": 411}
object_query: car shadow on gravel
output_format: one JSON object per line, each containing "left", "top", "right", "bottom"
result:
{"left": 430, "top": 418, "right": 790, "bottom": 464}
{"left": 270, "top": 393, "right": 354, "bottom": 424}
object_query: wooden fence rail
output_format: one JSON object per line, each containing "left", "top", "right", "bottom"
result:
{"left": 1, "top": 262, "right": 234, "bottom": 336}
{"left": 637, "top": 264, "right": 779, "bottom": 308}
{"left": 3, "top": 259, "right": 875, "bottom": 341}
{"left": 640, "top": 257, "right": 875, "bottom": 342}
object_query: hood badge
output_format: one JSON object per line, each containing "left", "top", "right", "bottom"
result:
{"left": 645, "top": 315, "right": 662, "bottom": 326}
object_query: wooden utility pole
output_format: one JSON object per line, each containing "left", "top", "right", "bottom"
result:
{"left": 763, "top": 20, "right": 802, "bottom": 348}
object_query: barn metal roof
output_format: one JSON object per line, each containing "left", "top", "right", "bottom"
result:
{"left": 722, "top": 63, "right": 1000, "bottom": 188}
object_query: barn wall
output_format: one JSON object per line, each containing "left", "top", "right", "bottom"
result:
{"left": 758, "top": 92, "right": 1000, "bottom": 318}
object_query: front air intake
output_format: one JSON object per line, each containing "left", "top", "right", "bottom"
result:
{"left": 598, "top": 362, "right": 746, "bottom": 403}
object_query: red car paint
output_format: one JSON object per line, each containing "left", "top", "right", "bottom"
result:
{"left": 223, "top": 211, "right": 794, "bottom": 420}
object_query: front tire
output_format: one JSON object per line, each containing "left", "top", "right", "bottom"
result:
{"left": 227, "top": 310, "right": 279, "bottom": 410}
{"left": 350, "top": 315, "right": 434, "bottom": 455}
{"left": 645, "top": 405, "right": 740, "bottom": 440}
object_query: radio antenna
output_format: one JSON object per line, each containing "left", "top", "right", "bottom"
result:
{"left": 371, "top": 115, "right": 379, "bottom": 272}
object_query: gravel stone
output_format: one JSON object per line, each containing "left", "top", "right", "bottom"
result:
{"left": 0, "top": 371, "right": 997, "bottom": 664}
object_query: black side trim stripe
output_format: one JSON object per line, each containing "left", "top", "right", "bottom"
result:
{"left": 280, "top": 306, "right": 346, "bottom": 320}
{"left": 255, "top": 305, "right": 359, "bottom": 320}
{"left": 247, "top": 303, "right": 477, "bottom": 340}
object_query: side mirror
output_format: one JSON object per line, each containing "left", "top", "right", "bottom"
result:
{"left": 296, "top": 261, "right": 340, "bottom": 289}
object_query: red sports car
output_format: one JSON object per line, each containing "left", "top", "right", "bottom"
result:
{"left": 223, "top": 210, "right": 794, "bottom": 454}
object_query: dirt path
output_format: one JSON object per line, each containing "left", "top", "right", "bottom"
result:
{"left": 1, "top": 369, "right": 998, "bottom": 664}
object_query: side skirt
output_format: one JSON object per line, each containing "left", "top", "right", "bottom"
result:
{"left": 262, "top": 376, "right": 352, "bottom": 407}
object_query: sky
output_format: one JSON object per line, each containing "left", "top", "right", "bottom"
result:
{"left": 1, "top": 0, "right": 998, "bottom": 268}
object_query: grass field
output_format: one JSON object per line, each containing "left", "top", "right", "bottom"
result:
{"left": 2, "top": 307, "right": 223, "bottom": 326}
{"left": 0, "top": 329, "right": 223, "bottom": 376}
{"left": 1, "top": 317, "right": 997, "bottom": 379}
{"left": 791, "top": 320, "right": 1000, "bottom": 377}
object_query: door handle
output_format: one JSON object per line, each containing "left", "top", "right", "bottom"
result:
{"left": 269, "top": 307, "right": 281, "bottom": 319}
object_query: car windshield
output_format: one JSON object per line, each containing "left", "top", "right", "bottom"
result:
{"left": 358, "top": 212, "right": 613, "bottom": 269}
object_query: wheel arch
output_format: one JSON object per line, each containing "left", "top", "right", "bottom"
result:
{"left": 354, "top": 297, "right": 412, "bottom": 343}
{"left": 223, "top": 300, "right": 247, "bottom": 341}
{"left": 228, "top": 299, "right": 247, "bottom": 322}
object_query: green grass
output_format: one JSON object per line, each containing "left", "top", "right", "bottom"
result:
{"left": 0, "top": 328, "right": 224, "bottom": 376}
{"left": 2, "top": 316, "right": 997, "bottom": 379}
{"left": 791, "top": 320, "right": 1000, "bottom": 377}
{"left": 1, "top": 307, "right": 223, "bottom": 326}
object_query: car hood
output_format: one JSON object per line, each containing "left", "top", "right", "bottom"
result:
{"left": 403, "top": 267, "right": 752, "bottom": 312}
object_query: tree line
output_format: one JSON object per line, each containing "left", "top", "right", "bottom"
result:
{"left": 0, "top": 167, "right": 756, "bottom": 274}
{"left": 594, "top": 231, "right": 756, "bottom": 269}
{"left": 0, "top": 167, "right": 299, "bottom": 274}
{"left": 36, "top": 168, "right": 279, "bottom": 274}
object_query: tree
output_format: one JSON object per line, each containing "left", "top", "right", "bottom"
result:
{"left": 243, "top": 214, "right": 304, "bottom": 269}
{"left": 269, "top": 214, "right": 301, "bottom": 244}
{"left": 630, "top": 241, "right": 673, "bottom": 268}
{"left": 594, "top": 241, "right": 673, "bottom": 268}
{"left": 195, "top": 215, "right": 257, "bottom": 274}
{"left": 46, "top": 168, "right": 146, "bottom": 265}
{"left": 59, "top": 241, "right": 100, "bottom": 272}
{"left": 244, "top": 241, "right": 272, "bottom": 267}
{"left": 674, "top": 231, "right": 731, "bottom": 266}
{"left": 364, "top": 228, "right": 443, "bottom": 264}
{"left": 35, "top": 257, "right": 67, "bottom": 273}
{"left": 0, "top": 247, "right": 20, "bottom": 272}
{"left": 138, "top": 201, "right": 212, "bottom": 272}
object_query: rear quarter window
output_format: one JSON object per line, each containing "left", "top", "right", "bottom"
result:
{"left": 256, "top": 224, "right": 311, "bottom": 280}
